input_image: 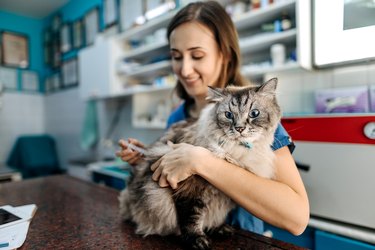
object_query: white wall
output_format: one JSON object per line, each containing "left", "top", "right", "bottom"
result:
{"left": 0, "top": 92, "right": 45, "bottom": 164}
{"left": 44, "top": 88, "right": 93, "bottom": 168}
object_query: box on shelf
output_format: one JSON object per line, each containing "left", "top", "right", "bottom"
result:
{"left": 88, "top": 161, "right": 132, "bottom": 190}
{"left": 314, "top": 86, "right": 369, "bottom": 113}
{"left": 369, "top": 85, "right": 375, "bottom": 112}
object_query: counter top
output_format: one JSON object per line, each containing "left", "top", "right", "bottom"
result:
{"left": 0, "top": 175, "right": 305, "bottom": 249}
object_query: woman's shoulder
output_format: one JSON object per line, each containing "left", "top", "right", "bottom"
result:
{"left": 166, "top": 103, "right": 187, "bottom": 129}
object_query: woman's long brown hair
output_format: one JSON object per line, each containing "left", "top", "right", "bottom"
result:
{"left": 167, "top": 1, "right": 248, "bottom": 108}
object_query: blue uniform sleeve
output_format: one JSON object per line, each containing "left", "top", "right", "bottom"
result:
{"left": 271, "top": 123, "right": 295, "bottom": 153}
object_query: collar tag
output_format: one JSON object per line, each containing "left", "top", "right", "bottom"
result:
{"left": 241, "top": 141, "right": 253, "bottom": 149}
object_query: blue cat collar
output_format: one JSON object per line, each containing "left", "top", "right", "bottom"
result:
{"left": 241, "top": 141, "right": 253, "bottom": 149}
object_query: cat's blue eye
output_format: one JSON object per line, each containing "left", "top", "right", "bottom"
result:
{"left": 225, "top": 111, "right": 233, "bottom": 120}
{"left": 249, "top": 109, "right": 260, "bottom": 118}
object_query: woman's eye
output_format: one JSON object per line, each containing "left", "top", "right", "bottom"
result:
{"left": 225, "top": 111, "right": 233, "bottom": 120}
{"left": 249, "top": 109, "right": 260, "bottom": 118}
{"left": 172, "top": 56, "right": 182, "bottom": 61}
{"left": 192, "top": 52, "right": 204, "bottom": 60}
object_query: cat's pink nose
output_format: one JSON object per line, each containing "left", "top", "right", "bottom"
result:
{"left": 235, "top": 127, "right": 245, "bottom": 133}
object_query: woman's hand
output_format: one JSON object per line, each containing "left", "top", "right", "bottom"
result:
{"left": 116, "top": 138, "right": 145, "bottom": 166}
{"left": 150, "top": 142, "right": 212, "bottom": 189}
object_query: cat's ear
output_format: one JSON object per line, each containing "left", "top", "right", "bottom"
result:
{"left": 257, "top": 78, "right": 278, "bottom": 94}
{"left": 206, "top": 86, "right": 225, "bottom": 102}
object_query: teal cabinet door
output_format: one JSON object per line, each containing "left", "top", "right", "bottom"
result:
{"left": 315, "top": 230, "right": 375, "bottom": 250}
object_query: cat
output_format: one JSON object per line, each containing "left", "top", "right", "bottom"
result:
{"left": 119, "top": 78, "right": 281, "bottom": 250}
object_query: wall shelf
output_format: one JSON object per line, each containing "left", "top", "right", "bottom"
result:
{"left": 123, "top": 40, "right": 169, "bottom": 60}
{"left": 234, "top": 0, "right": 296, "bottom": 31}
{"left": 241, "top": 61, "right": 300, "bottom": 78}
{"left": 98, "top": 84, "right": 174, "bottom": 100}
{"left": 80, "top": 2, "right": 301, "bottom": 128}
{"left": 240, "top": 29, "right": 297, "bottom": 54}
{"left": 116, "top": 10, "right": 178, "bottom": 41}
{"left": 132, "top": 120, "right": 166, "bottom": 129}
{"left": 119, "top": 60, "right": 172, "bottom": 79}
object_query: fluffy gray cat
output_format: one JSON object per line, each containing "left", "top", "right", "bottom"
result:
{"left": 119, "top": 78, "right": 281, "bottom": 250}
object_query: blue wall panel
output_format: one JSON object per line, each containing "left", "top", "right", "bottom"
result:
{"left": 0, "top": 0, "right": 105, "bottom": 92}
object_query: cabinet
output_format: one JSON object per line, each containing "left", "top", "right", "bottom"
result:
{"left": 234, "top": 0, "right": 302, "bottom": 81}
{"left": 265, "top": 223, "right": 375, "bottom": 250}
{"left": 80, "top": 0, "right": 308, "bottom": 128}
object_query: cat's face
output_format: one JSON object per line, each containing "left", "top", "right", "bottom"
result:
{"left": 207, "top": 78, "right": 281, "bottom": 145}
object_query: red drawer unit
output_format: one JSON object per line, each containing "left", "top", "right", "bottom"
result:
{"left": 281, "top": 115, "right": 375, "bottom": 144}
{"left": 281, "top": 115, "right": 375, "bottom": 230}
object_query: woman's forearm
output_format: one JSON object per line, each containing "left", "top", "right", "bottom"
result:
{"left": 196, "top": 146, "right": 309, "bottom": 235}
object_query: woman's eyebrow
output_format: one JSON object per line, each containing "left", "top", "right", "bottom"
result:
{"left": 187, "top": 47, "right": 203, "bottom": 51}
{"left": 170, "top": 47, "right": 204, "bottom": 51}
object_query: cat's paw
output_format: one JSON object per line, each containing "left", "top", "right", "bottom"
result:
{"left": 207, "top": 224, "right": 234, "bottom": 238}
{"left": 191, "top": 235, "right": 211, "bottom": 250}
{"left": 182, "top": 234, "right": 211, "bottom": 250}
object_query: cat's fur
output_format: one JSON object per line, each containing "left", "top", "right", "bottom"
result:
{"left": 119, "top": 78, "right": 281, "bottom": 249}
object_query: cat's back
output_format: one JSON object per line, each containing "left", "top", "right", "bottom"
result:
{"left": 164, "top": 118, "right": 199, "bottom": 144}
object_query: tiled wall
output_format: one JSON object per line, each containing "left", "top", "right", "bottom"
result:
{"left": 0, "top": 92, "right": 45, "bottom": 163}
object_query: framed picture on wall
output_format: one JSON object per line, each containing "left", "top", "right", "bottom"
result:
{"left": 104, "top": 0, "right": 118, "bottom": 28}
{"left": 1, "top": 31, "right": 29, "bottom": 68}
{"left": 21, "top": 70, "right": 39, "bottom": 91}
{"left": 84, "top": 7, "right": 100, "bottom": 46}
{"left": 60, "top": 23, "right": 72, "bottom": 53}
{"left": 61, "top": 58, "right": 78, "bottom": 87}
{"left": 52, "top": 14, "right": 62, "bottom": 32}
{"left": 43, "top": 28, "right": 52, "bottom": 66}
{"left": 73, "top": 19, "right": 84, "bottom": 49}
{"left": 51, "top": 34, "right": 61, "bottom": 68}
{"left": 52, "top": 73, "right": 61, "bottom": 90}
{"left": 45, "top": 73, "right": 60, "bottom": 93}
{"left": 44, "top": 28, "right": 51, "bottom": 44}
{"left": 0, "top": 66, "right": 18, "bottom": 89}
{"left": 44, "top": 76, "right": 52, "bottom": 93}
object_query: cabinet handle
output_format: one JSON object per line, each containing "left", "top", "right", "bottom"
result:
{"left": 363, "top": 122, "right": 375, "bottom": 140}
{"left": 296, "top": 161, "right": 310, "bottom": 172}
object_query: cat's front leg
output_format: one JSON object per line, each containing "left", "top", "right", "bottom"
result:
{"left": 175, "top": 197, "right": 211, "bottom": 250}
{"left": 144, "top": 143, "right": 173, "bottom": 162}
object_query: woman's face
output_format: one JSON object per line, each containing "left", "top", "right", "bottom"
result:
{"left": 169, "top": 22, "right": 224, "bottom": 100}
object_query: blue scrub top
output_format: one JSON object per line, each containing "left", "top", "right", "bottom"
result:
{"left": 166, "top": 103, "right": 294, "bottom": 234}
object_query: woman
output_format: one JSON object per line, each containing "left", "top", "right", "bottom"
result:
{"left": 116, "top": 1, "right": 309, "bottom": 236}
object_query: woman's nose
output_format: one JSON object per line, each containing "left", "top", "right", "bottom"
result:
{"left": 180, "top": 58, "right": 193, "bottom": 77}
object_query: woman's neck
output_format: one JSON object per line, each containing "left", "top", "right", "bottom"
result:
{"left": 189, "top": 96, "right": 207, "bottom": 118}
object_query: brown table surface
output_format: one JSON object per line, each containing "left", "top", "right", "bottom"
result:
{"left": 0, "top": 175, "right": 306, "bottom": 250}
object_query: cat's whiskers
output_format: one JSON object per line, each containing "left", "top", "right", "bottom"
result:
{"left": 217, "top": 134, "right": 229, "bottom": 147}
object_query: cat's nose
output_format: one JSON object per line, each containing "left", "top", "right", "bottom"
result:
{"left": 235, "top": 127, "right": 245, "bottom": 133}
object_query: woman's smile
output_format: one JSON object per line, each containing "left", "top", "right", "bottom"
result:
{"left": 183, "top": 77, "right": 201, "bottom": 86}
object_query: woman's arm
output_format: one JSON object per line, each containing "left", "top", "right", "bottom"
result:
{"left": 198, "top": 146, "right": 309, "bottom": 235}
{"left": 151, "top": 143, "right": 309, "bottom": 235}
